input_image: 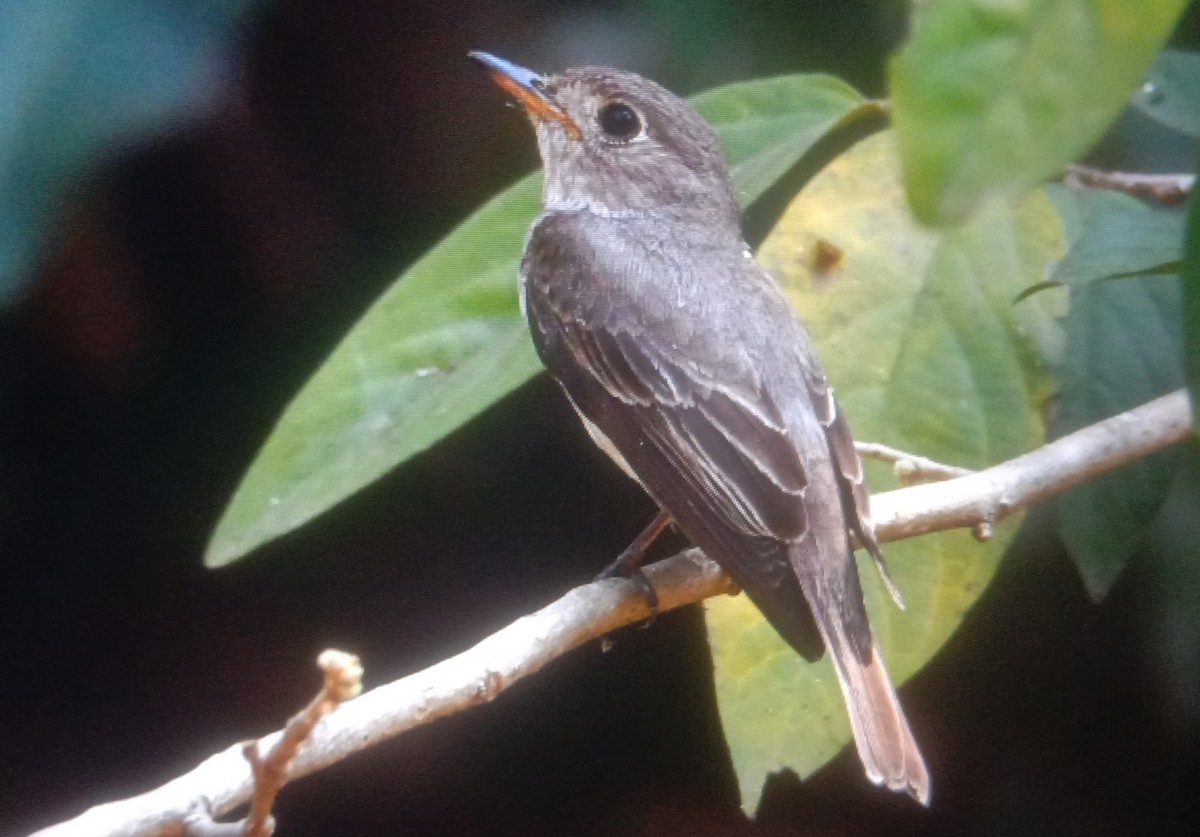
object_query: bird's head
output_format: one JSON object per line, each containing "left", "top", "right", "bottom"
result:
{"left": 471, "top": 52, "right": 741, "bottom": 227}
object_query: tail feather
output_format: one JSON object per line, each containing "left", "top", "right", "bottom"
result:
{"left": 809, "top": 596, "right": 931, "bottom": 804}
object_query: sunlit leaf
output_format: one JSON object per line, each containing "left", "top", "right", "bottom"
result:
{"left": 890, "top": 0, "right": 1189, "bottom": 225}
{"left": 207, "top": 74, "right": 874, "bottom": 567}
{"left": 707, "top": 131, "right": 1065, "bottom": 810}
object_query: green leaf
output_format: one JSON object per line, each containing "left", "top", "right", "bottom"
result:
{"left": 1049, "top": 189, "right": 1186, "bottom": 285}
{"left": 709, "top": 130, "right": 1065, "bottom": 810}
{"left": 1055, "top": 272, "right": 1184, "bottom": 599}
{"left": 1133, "top": 48, "right": 1200, "bottom": 138}
{"left": 206, "top": 74, "right": 872, "bottom": 567}
{"left": 890, "top": 0, "right": 1189, "bottom": 225}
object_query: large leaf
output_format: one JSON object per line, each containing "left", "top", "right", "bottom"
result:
{"left": 1055, "top": 271, "right": 1184, "bottom": 599}
{"left": 1133, "top": 48, "right": 1200, "bottom": 138}
{"left": 889, "top": 0, "right": 1189, "bottom": 225}
{"left": 706, "top": 131, "right": 1065, "bottom": 810}
{"left": 1044, "top": 185, "right": 1188, "bottom": 598}
{"left": 206, "top": 74, "right": 875, "bottom": 567}
{"left": 1049, "top": 190, "right": 1185, "bottom": 285}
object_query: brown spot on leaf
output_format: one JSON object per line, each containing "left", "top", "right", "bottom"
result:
{"left": 812, "top": 239, "right": 843, "bottom": 287}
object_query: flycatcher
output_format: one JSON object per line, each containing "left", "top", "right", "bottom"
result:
{"left": 472, "top": 51, "right": 930, "bottom": 805}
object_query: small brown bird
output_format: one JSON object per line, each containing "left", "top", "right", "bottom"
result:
{"left": 472, "top": 52, "right": 930, "bottom": 804}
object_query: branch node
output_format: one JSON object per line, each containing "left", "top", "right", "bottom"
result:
{"left": 972, "top": 521, "right": 994, "bottom": 542}
{"left": 473, "top": 669, "right": 505, "bottom": 703}
{"left": 319, "top": 649, "right": 364, "bottom": 702}
{"left": 182, "top": 797, "right": 243, "bottom": 837}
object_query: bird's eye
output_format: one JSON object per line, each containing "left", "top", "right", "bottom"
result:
{"left": 597, "top": 102, "right": 641, "bottom": 139}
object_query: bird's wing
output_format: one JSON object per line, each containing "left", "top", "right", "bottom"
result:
{"left": 564, "top": 317, "right": 810, "bottom": 540}
{"left": 805, "top": 373, "right": 903, "bottom": 607}
{"left": 523, "top": 222, "right": 833, "bottom": 657}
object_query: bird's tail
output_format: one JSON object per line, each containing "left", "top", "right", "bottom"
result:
{"left": 797, "top": 566, "right": 931, "bottom": 805}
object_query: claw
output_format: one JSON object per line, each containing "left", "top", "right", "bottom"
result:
{"left": 596, "top": 510, "right": 672, "bottom": 626}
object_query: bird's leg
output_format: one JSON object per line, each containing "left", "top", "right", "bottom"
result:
{"left": 595, "top": 509, "right": 672, "bottom": 616}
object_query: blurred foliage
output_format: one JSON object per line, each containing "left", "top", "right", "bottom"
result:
{"left": 889, "top": 0, "right": 1189, "bottom": 225}
{"left": 1135, "top": 48, "right": 1200, "bottom": 138}
{"left": 1048, "top": 187, "right": 1185, "bottom": 285}
{"left": 0, "top": 0, "right": 256, "bottom": 304}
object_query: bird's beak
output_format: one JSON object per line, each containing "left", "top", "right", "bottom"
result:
{"left": 469, "top": 51, "right": 582, "bottom": 140}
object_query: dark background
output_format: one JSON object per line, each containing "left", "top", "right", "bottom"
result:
{"left": 4, "top": 1, "right": 1200, "bottom": 834}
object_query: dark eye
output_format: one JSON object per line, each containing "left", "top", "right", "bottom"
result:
{"left": 597, "top": 102, "right": 641, "bottom": 139}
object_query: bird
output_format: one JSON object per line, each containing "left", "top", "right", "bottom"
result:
{"left": 470, "top": 51, "right": 930, "bottom": 805}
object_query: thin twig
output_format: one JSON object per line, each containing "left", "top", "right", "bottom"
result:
{"left": 1063, "top": 164, "right": 1194, "bottom": 204}
{"left": 179, "top": 652, "right": 363, "bottom": 837}
{"left": 855, "top": 441, "right": 973, "bottom": 484}
{"left": 243, "top": 651, "right": 362, "bottom": 837}
{"left": 28, "top": 389, "right": 1194, "bottom": 837}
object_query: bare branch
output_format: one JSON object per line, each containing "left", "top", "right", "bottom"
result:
{"left": 29, "top": 389, "right": 1194, "bottom": 837}
{"left": 30, "top": 555, "right": 733, "bottom": 837}
{"left": 1063, "top": 164, "right": 1195, "bottom": 205}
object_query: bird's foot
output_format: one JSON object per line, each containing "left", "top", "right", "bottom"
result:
{"left": 595, "top": 554, "right": 660, "bottom": 624}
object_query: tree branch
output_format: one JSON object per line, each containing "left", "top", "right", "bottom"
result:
{"left": 28, "top": 389, "right": 1194, "bottom": 837}
{"left": 869, "top": 390, "right": 1192, "bottom": 541}
{"left": 1063, "top": 164, "right": 1195, "bottom": 205}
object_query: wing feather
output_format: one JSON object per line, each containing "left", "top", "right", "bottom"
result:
{"left": 576, "top": 322, "right": 808, "bottom": 540}
{"left": 530, "top": 294, "right": 824, "bottom": 657}
{"left": 806, "top": 375, "right": 904, "bottom": 607}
